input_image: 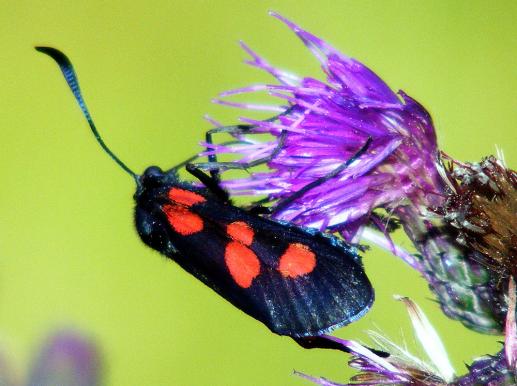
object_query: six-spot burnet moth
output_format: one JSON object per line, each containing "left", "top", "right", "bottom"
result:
{"left": 36, "top": 47, "right": 374, "bottom": 341}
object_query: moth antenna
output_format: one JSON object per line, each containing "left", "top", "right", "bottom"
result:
{"left": 36, "top": 46, "right": 139, "bottom": 183}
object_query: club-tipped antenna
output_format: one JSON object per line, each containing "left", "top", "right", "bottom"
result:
{"left": 36, "top": 46, "right": 139, "bottom": 183}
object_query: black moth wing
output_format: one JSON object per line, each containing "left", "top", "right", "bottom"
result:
{"left": 136, "top": 178, "right": 374, "bottom": 338}
{"left": 34, "top": 46, "right": 373, "bottom": 338}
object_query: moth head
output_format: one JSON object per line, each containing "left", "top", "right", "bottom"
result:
{"left": 140, "top": 166, "right": 165, "bottom": 187}
{"left": 135, "top": 166, "right": 181, "bottom": 199}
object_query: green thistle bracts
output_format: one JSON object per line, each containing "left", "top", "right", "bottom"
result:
{"left": 398, "top": 205, "right": 507, "bottom": 334}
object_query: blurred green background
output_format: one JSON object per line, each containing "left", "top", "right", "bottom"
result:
{"left": 1, "top": 1, "right": 516, "bottom": 385}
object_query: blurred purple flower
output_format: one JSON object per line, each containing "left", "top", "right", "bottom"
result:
{"left": 0, "top": 330, "right": 101, "bottom": 386}
{"left": 27, "top": 331, "right": 101, "bottom": 386}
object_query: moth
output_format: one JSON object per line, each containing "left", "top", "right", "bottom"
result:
{"left": 37, "top": 47, "right": 374, "bottom": 344}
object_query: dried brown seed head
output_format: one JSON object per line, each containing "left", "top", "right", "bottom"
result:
{"left": 439, "top": 155, "right": 517, "bottom": 278}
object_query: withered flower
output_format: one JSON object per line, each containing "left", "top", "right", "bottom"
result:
{"left": 439, "top": 155, "right": 517, "bottom": 279}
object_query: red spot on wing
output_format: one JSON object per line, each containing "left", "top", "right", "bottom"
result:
{"left": 168, "top": 188, "right": 206, "bottom": 207}
{"left": 225, "top": 241, "right": 260, "bottom": 288}
{"left": 227, "top": 221, "right": 254, "bottom": 246}
{"left": 278, "top": 243, "right": 316, "bottom": 278}
{"left": 163, "top": 204, "right": 204, "bottom": 236}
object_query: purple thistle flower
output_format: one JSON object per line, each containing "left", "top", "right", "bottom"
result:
{"left": 206, "top": 12, "right": 441, "bottom": 245}
{"left": 455, "top": 350, "right": 515, "bottom": 386}
{"left": 205, "top": 12, "right": 512, "bottom": 334}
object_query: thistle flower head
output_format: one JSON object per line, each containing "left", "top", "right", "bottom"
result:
{"left": 297, "top": 295, "right": 516, "bottom": 386}
{"left": 296, "top": 297, "right": 454, "bottom": 386}
{"left": 438, "top": 155, "right": 517, "bottom": 279}
{"left": 207, "top": 12, "right": 442, "bottom": 240}
{"left": 206, "top": 12, "right": 514, "bottom": 334}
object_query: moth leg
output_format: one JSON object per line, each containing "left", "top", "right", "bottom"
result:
{"left": 196, "top": 129, "right": 287, "bottom": 174}
{"left": 185, "top": 163, "right": 230, "bottom": 203}
{"left": 273, "top": 137, "right": 373, "bottom": 214}
{"left": 198, "top": 105, "right": 295, "bottom": 181}
{"left": 187, "top": 106, "right": 295, "bottom": 205}
{"left": 293, "top": 336, "right": 389, "bottom": 358}
{"left": 166, "top": 140, "right": 245, "bottom": 174}
{"left": 244, "top": 198, "right": 273, "bottom": 216}
{"left": 188, "top": 125, "right": 283, "bottom": 206}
